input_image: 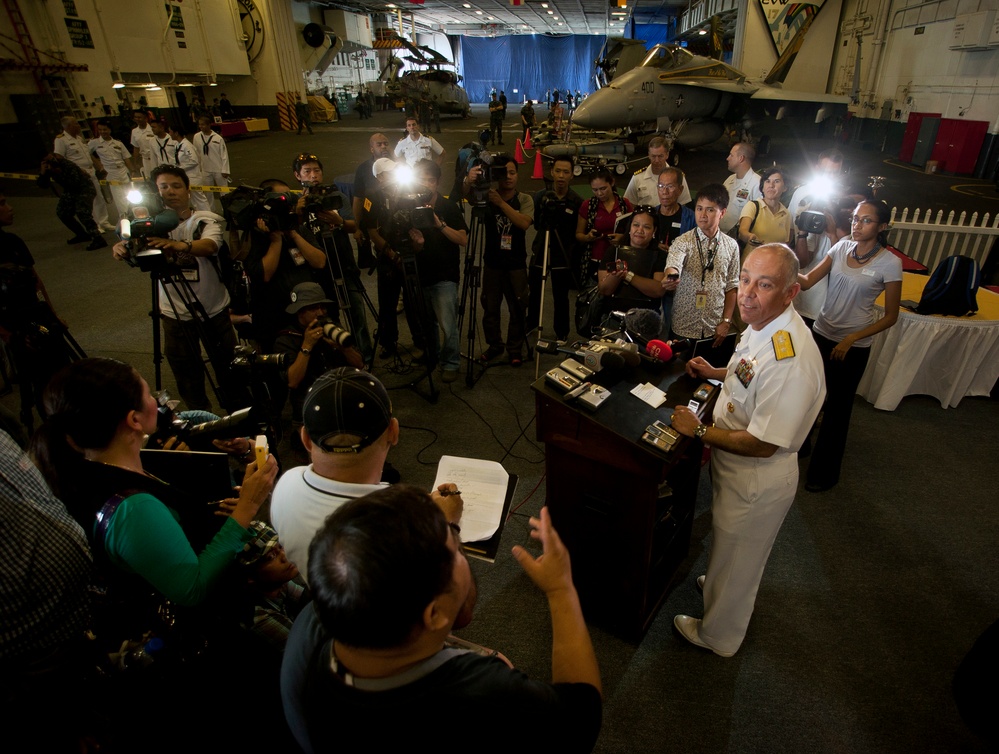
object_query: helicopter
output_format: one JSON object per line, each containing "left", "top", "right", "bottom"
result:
{"left": 378, "top": 34, "right": 470, "bottom": 118}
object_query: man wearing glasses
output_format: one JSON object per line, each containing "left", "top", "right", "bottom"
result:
{"left": 623, "top": 136, "right": 692, "bottom": 208}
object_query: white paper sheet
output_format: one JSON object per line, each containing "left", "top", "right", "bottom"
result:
{"left": 433, "top": 455, "right": 509, "bottom": 543}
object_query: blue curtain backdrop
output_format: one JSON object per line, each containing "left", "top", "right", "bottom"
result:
{"left": 633, "top": 25, "right": 671, "bottom": 48}
{"left": 458, "top": 35, "right": 608, "bottom": 103}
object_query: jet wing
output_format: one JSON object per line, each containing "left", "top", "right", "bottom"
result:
{"left": 659, "top": 77, "right": 758, "bottom": 96}
{"left": 750, "top": 87, "right": 849, "bottom": 104}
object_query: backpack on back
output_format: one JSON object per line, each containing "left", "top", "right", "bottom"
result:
{"left": 916, "top": 255, "right": 980, "bottom": 316}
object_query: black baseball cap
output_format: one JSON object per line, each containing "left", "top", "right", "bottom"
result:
{"left": 286, "top": 282, "right": 334, "bottom": 314}
{"left": 303, "top": 368, "right": 393, "bottom": 453}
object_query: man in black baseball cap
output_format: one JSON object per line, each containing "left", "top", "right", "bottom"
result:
{"left": 274, "top": 283, "right": 363, "bottom": 456}
{"left": 269, "top": 366, "right": 462, "bottom": 581}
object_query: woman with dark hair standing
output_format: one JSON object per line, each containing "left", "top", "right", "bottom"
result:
{"left": 798, "top": 200, "right": 902, "bottom": 492}
{"left": 33, "top": 358, "right": 278, "bottom": 604}
{"left": 576, "top": 168, "right": 633, "bottom": 280}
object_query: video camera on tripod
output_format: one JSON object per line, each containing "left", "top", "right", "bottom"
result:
{"left": 384, "top": 172, "right": 437, "bottom": 243}
{"left": 535, "top": 190, "right": 574, "bottom": 227}
{"left": 115, "top": 184, "right": 182, "bottom": 272}
{"left": 221, "top": 186, "right": 299, "bottom": 233}
{"left": 467, "top": 152, "right": 507, "bottom": 207}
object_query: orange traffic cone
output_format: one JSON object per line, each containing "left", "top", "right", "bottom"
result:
{"left": 532, "top": 150, "right": 545, "bottom": 180}
{"left": 524, "top": 129, "right": 532, "bottom": 150}
{"left": 514, "top": 139, "right": 525, "bottom": 164}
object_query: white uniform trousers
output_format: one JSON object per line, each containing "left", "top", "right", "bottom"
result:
{"left": 186, "top": 172, "right": 212, "bottom": 212}
{"left": 200, "top": 172, "right": 228, "bottom": 213}
{"left": 700, "top": 449, "right": 798, "bottom": 655}
{"left": 104, "top": 170, "right": 131, "bottom": 220}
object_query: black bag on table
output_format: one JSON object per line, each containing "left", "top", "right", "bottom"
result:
{"left": 916, "top": 255, "right": 980, "bottom": 316}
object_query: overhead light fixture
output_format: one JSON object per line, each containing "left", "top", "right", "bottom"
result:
{"left": 547, "top": 10, "right": 553, "bottom": 14}
{"left": 112, "top": 82, "right": 125, "bottom": 89}
{"left": 386, "top": 3, "right": 397, "bottom": 7}
{"left": 698, "top": 28, "right": 707, "bottom": 35}
{"left": 475, "top": 10, "right": 482, "bottom": 14}
{"left": 148, "top": 86, "right": 162, "bottom": 91}
{"left": 462, "top": 2, "right": 470, "bottom": 6}
{"left": 541, "top": 2, "right": 548, "bottom": 6}
{"left": 487, "top": 15, "right": 493, "bottom": 19}
{"left": 557, "top": 22, "right": 563, "bottom": 25}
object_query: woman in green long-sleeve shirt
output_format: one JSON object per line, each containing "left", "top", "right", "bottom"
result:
{"left": 32, "top": 358, "right": 278, "bottom": 606}
{"left": 32, "top": 358, "right": 285, "bottom": 754}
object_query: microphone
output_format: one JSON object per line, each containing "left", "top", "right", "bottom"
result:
{"left": 667, "top": 337, "right": 695, "bottom": 356}
{"left": 597, "top": 340, "right": 642, "bottom": 367}
{"left": 623, "top": 308, "right": 665, "bottom": 344}
{"left": 646, "top": 339, "right": 673, "bottom": 362}
{"left": 536, "top": 339, "right": 628, "bottom": 372}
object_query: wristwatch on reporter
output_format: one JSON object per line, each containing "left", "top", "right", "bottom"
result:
{"left": 694, "top": 423, "right": 709, "bottom": 439}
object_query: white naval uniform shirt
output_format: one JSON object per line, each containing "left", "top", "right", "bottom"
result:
{"left": 713, "top": 304, "right": 825, "bottom": 455}
{"left": 195, "top": 131, "right": 230, "bottom": 175}
{"left": 53, "top": 133, "right": 95, "bottom": 175}
{"left": 720, "top": 170, "right": 762, "bottom": 233}
{"left": 89, "top": 137, "right": 131, "bottom": 179}
{"left": 623, "top": 164, "right": 692, "bottom": 207}
{"left": 394, "top": 134, "right": 444, "bottom": 166}
{"left": 131, "top": 125, "right": 158, "bottom": 176}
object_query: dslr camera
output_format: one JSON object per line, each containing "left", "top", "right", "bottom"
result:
{"left": 795, "top": 210, "right": 827, "bottom": 235}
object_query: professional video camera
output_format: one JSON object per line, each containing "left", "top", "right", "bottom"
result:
{"left": 535, "top": 190, "right": 572, "bottom": 227}
{"left": 299, "top": 183, "right": 344, "bottom": 215}
{"left": 221, "top": 186, "right": 298, "bottom": 233}
{"left": 147, "top": 391, "right": 262, "bottom": 451}
{"left": 115, "top": 184, "right": 181, "bottom": 271}
{"left": 387, "top": 184, "right": 437, "bottom": 232}
{"left": 467, "top": 152, "right": 507, "bottom": 207}
{"left": 795, "top": 209, "right": 828, "bottom": 235}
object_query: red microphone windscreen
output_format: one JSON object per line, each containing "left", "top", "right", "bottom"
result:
{"left": 646, "top": 339, "right": 673, "bottom": 362}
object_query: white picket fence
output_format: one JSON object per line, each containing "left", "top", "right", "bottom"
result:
{"left": 888, "top": 207, "right": 999, "bottom": 272}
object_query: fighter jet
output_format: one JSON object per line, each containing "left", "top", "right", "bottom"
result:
{"left": 573, "top": 24, "right": 848, "bottom": 149}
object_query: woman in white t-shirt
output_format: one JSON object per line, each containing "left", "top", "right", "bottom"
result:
{"left": 797, "top": 200, "right": 902, "bottom": 492}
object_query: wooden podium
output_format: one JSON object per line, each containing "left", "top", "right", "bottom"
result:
{"left": 532, "top": 362, "right": 717, "bottom": 640}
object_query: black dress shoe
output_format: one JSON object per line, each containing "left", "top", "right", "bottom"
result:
{"left": 805, "top": 480, "right": 836, "bottom": 492}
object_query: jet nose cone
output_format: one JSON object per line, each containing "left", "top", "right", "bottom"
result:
{"left": 572, "top": 91, "right": 618, "bottom": 130}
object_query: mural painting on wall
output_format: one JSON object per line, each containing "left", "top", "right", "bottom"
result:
{"left": 758, "top": 0, "right": 826, "bottom": 55}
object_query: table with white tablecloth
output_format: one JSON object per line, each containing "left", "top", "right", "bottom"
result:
{"left": 857, "top": 273, "right": 999, "bottom": 410}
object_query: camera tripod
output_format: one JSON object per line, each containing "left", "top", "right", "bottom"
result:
{"left": 455, "top": 205, "right": 491, "bottom": 388}
{"left": 147, "top": 264, "right": 242, "bottom": 412}
{"left": 394, "top": 237, "right": 439, "bottom": 403}
{"left": 304, "top": 209, "right": 380, "bottom": 369}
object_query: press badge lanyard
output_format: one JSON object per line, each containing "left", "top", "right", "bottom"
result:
{"left": 694, "top": 232, "right": 716, "bottom": 286}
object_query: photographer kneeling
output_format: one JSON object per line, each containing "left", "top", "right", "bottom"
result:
{"left": 112, "top": 164, "right": 238, "bottom": 412}
{"left": 275, "top": 282, "right": 363, "bottom": 455}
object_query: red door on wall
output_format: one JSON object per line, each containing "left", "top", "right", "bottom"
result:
{"left": 929, "top": 119, "right": 988, "bottom": 174}
{"left": 900, "top": 112, "right": 941, "bottom": 163}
